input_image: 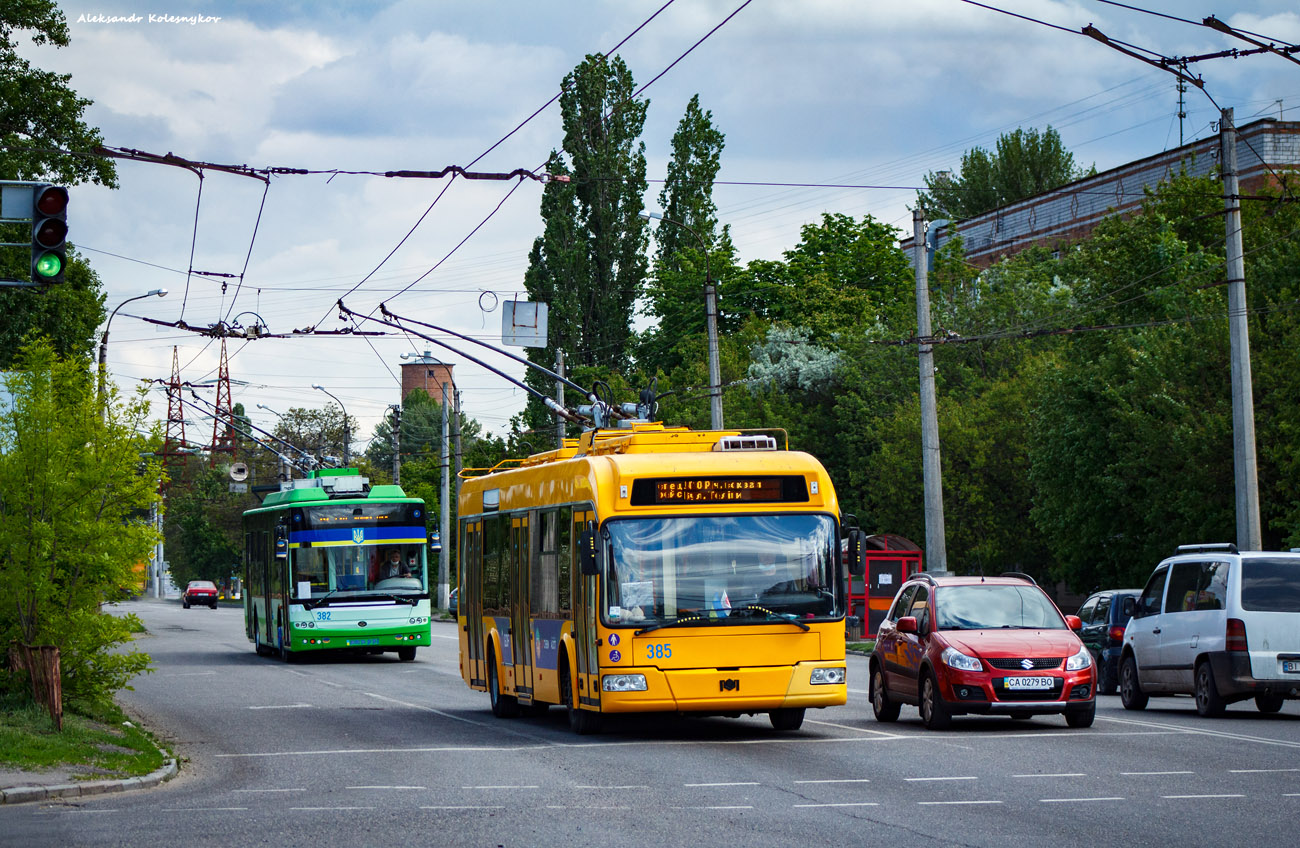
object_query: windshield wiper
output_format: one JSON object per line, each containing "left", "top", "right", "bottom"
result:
{"left": 635, "top": 614, "right": 721, "bottom": 636}
{"left": 729, "top": 605, "right": 812, "bottom": 631}
{"left": 376, "top": 592, "right": 419, "bottom": 606}
{"left": 302, "top": 589, "right": 337, "bottom": 611}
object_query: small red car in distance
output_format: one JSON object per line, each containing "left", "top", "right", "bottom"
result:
{"left": 869, "top": 572, "right": 1096, "bottom": 729}
{"left": 183, "top": 580, "right": 219, "bottom": 610}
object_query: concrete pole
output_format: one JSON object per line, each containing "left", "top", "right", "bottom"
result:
{"left": 439, "top": 382, "right": 451, "bottom": 609}
{"left": 556, "top": 350, "right": 566, "bottom": 449}
{"left": 1220, "top": 108, "right": 1263, "bottom": 550}
{"left": 390, "top": 405, "right": 400, "bottom": 485}
{"left": 914, "top": 209, "right": 948, "bottom": 572}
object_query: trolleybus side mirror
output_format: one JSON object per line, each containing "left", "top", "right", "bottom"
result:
{"left": 846, "top": 529, "right": 866, "bottom": 577}
{"left": 274, "top": 525, "right": 288, "bottom": 560}
{"left": 579, "top": 522, "right": 602, "bottom": 576}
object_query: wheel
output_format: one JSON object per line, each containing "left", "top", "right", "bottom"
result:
{"left": 769, "top": 708, "right": 805, "bottom": 731}
{"left": 919, "top": 671, "right": 952, "bottom": 730}
{"left": 1255, "top": 693, "right": 1285, "bottom": 714}
{"left": 560, "top": 661, "right": 600, "bottom": 735}
{"left": 870, "top": 664, "right": 900, "bottom": 722}
{"left": 182, "top": 600, "right": 190, "bottom": 609}
{"left": 210, "top": 602, "right": 218, "bottom": 610}
{"left": 1119, "top": 655, "right": 1148, "bottom": 711}
{"left": 253, "top": 615, "right": 270, "bottom": 657}
{"left": 1065, "top": 702, "right": 1096, "bottom": 728}
{"left": 1194, "top": 662, "right": 1226, "bottom": 717}
{"left": 487, "top": 652, "right": 519, "bottom": 718}
{"left": 397, "top": 646, "right": 416, "bottom": 662}
{"left": 1097, "top": 660, "right": 1118, "bottom": 696}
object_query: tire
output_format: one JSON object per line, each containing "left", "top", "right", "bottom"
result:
{"left": 769, "top": 708, "right": 805, "bottom": 731}
{"left": 253, "top": 615, "right": 270, "bottom": 657}
{"left": 210, "top": 602, "right": 218, "bottom": 610}
{"left": 1065, "top": 702, "right": 1096, "bottom": 728}
{"left": 919, "top": 671, "right": 952, "bottom": 730}
{"left": 182, "top": 600, "right": 190, "bottom": 609}
{"left": 870, "top": 664, "right": 900, "bottom": 722}
{"left": 1255, "top": 693, "right": 1285, "bottom": 714}
{"left": 560, "top": 661, "right": 600, "bottom": 735}
{"left": 487, "top": 651, "right": 519, "bottom": 718}
{"left": 397, "top": 646, "right": 416, "bottom": 662}
{"left": 1119, "top": 655, "right": 1148, "bottom": 711}
{"left": 1194, "top": 662, "right": 1227, "bottom": 717}
{"left": 1097, "top": 660, "right": 1118, "bottom": 696}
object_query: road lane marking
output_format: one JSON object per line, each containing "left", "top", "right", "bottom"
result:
{"left": 1039, "top": 797, "right": 1125, "bottom": 803}
{"left": 1161, "top": 794, "right": 1244, "bottom": 799}
{"left": 162, "top": 807, "right": 248, "bottom": 812}
{"left": 673, "top": 805, "right": 754, "bottom": 810}
{"left": 421, "top": 805, "right": 505, "bottom": 810}
{"left": 346, "top": 785, "right": 426, "bottom": 790}
{"left": 685, "top": 782, "right": 760, "bottom": 787}
{"left": 232, "top": 788, "right": 306, "bottom": 793}
{"left": 794, "top": 802, "right": 880, "bottom": 808}
{"left": 164, "top": 671, "right": 217, "bottom": 677}
{"left": 805, "top": 718, "right": 905, "bottom": 737}
{"left": 1229, "top": 768, "right": 1300, "bottom": 773}
{"left": 464, "top": 785, "right": 539, "bottom": 790}
{"left": 1121, "top": 771, "right": 1193, "bottom": 776}
{"left": 794, "top": 779, "right": 871, "bottom": 784}
{"left": 905, "top": 776, "right": 977, "bottom": 782}
{"left": 1013, "top": 773, "right": 1086, "bottom": 778}
{"left": 290, "top": 806, "right": 375, "bottom": 811}
{"left": 918, "top": 800, "right": 1001, "bottom": 805}
{"left": 1099, "top": 715, "right": 1300, "bottom": 750}
{"left": 575, "top": 785, "right": 648, "bottom": 789}
{"left": 247, "top": 704, "right": 313, "bottom": 710}
{"left": 546, "top": 805, "right": 632, "bottom": 810}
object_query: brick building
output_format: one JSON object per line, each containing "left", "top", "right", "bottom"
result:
{"left": 903, "top": 117, "right": 1300, "bottom": 266}
{"left": 400, "top": 351, "right": 455, "bottom": 403}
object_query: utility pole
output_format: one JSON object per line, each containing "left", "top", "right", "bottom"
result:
{"left": 389, "top": 404, "right": 401, "bottom": 485}
{"left": 555, "top": 350, "right": 566, "bottom": 449}
{"left": 914, "top": 210, "right": 948, "bottom": 572}
{"left": 439, "top": 382, "right": 451, "bottom": 609}
{"left": 1220, "top": 108, "right": 1262, "bottom": 550}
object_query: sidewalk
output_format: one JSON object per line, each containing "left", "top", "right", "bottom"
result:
{"left": 0, "top": 758, "right": 177, "bottom": 805}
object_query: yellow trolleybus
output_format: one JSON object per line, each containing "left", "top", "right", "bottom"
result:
{"left": 457, "top": 424, "right": 863, "bottom": 734}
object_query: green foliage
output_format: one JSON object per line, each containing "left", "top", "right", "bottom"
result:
{"left": 164, "top": 466, "right": 241, "bottom": 588}
{"left": 0, "top": 339, "right": 158, "bottom": 710}
{"left": 916, "top": 126, "right": 1091, "bottom": 221}
{"left": 0, "top": 690, "right": 165, "bottom": 776}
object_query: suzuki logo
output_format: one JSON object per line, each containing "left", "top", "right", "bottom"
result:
{"left": 719, "top": 679, "right": 740, "bottom": 692}
{"left": 1020, "top": 658, "right": 1034, "bottom": 670}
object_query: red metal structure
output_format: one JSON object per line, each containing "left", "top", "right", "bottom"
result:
{"left": 159, "top": 346, "right": 189, "bottom": 485}
{"left": 846, "top": 534, "right": 923, "bottom": 639}
{"left": 209, "top": 337, "right": 237, "bottom": 467}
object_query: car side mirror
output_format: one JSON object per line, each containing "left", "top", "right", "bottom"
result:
{"left": 1065, "top": 614, "right": 1083, "bottom": 631}
{"left": 896, "top": 616, "right": 918, "bottom": 634}
{"left": 1121, "top": 597, "right": 1136, "bottom": 618}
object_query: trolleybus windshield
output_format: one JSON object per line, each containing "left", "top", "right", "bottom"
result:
{"left": 603, "top": 514, "right": 839, "bottom": 627}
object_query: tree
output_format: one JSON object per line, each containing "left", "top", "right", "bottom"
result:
{"left": 520, "top": 54, "right": 649, "bottom": 432}
{"left": 0, "top": 2, "right": 115, "bottom": 367}
{"left": 0, "top": 339, "right": 157, "bottom": 710}
{"left": 916, "top": 126, "right": 1091, "bottom": 221}
{"left": 164, "top": 466, "right": 242, "bottom": 589}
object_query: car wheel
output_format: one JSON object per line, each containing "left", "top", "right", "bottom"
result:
{"left": 1065, "top": 702, "right": 1096, "bottom": 728}
{"left": 1255, "top": 693, "right": 1285, "bottom": 714}
{"left": 1194, "top": 661, "right": 1227, "bottom": 717}
{"left": 1120, "top": 655, "right": 1148, "bottom": 711}
{"left": 1097, "top": 661, "right": 1118, "bottom": 696}
{"left": 487, "top": 650, "right": 520, "bottom": 718}
{"left": 560, "top": 660, "right": 600, "bottom": 735}
{"left": 870, "top": 664, "right": 900, "bottom": 722}
{"left": 919, "top": 670, "right": 952, "bottom": 730}
{"left": 769, "top": 708, "right": 805, "bottom": 731}
{"left": 182, "top": 600, "right": 190, "bottom": 609}
{"left": 397, "top": 646, "right": 416, "bottom": 662}
{"left": 210, "top": 602, "right": 218, "bottom": 610}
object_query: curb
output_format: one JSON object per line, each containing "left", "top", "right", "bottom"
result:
{"left": 0, "top": 757, "right": 177, "bottom": 806}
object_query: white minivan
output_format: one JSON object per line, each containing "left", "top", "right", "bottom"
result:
{"left": 1119, "top": 543, "right": 1300, "bottom": 716}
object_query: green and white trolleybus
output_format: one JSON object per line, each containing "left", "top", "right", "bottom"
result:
{"left": 242, "top": 469, "right": 433, "bottom": 661}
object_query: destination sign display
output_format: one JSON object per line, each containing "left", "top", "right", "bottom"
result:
{"left": 630, "top": 475, "right": 808, "bottom": 506}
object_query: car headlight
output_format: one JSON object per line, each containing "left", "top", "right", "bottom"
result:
{"left": 810, "top": 667, "right": 845, "bottom": 685}
{"left": 602, "top": 674, "right": 648, "bottom": 692}
{"left": 941, "top": 646, "right": 982, "bottom": 672}
{"left": 1066, "top": 645, "right": 1093, "bottom": 671}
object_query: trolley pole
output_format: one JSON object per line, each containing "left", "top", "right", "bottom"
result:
{"left": 1220, "top": 108, "right": 1262, "bottom": 550}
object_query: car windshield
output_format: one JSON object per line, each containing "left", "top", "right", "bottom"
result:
{"left": 290, "top": 544, "right": 427, "bottom": 600}
{"left": 935, "top": 584, "right": 1067, "bottom": 630}
{"left": 603, "top": 514, "right": 840, "bottom": 627}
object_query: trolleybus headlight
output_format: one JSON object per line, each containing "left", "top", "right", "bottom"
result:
{"left": 810, "top": 667, "right": 846, "bottom": 685}
{"left": 602, "top": 674, "right": 648, "bottom": 692}
{"left": 1065, "top": 644, "right": 1092, "bottom": 671}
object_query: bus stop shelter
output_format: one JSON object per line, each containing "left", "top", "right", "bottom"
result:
{"left": 846, "top": 534, "right": 922, "bottom": 639}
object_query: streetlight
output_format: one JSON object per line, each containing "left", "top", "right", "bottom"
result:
{"left": 640, "top": 211, "right": 723, "bottom": 429}
{"left": 99, "top": 288, "right": 167, "bottom": 418}
{"left": 311, "top": 384, "right": 350, "bottom": 466}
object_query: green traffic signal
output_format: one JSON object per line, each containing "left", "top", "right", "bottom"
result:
{"left": 34, "top": 251, "right": 63, "bottom": 280}
{"left": 30, "top": 184, "right": 68, "bottom": 284}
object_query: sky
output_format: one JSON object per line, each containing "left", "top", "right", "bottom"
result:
{"left": 21, "top": 0, "right": 1300, "bottom": 457}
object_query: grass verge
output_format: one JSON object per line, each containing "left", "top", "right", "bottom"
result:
{"left": 0, "top": 693, "right": 166, "bottom": 781}
{"left": 847, "top": 641, "right": 875, "bottom": 654}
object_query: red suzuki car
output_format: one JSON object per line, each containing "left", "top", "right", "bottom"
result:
{"left": 182, "top": 580, "right": 219, "bottom": 609}
{"left": 869, "top": 573, "right": 1095, "bottom": 729}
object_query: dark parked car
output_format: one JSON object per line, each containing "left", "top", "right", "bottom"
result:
{"left": 1076, "top": 589, "right": 1141, "bottom": 695}
{"left": 448, "top": 587, "right": 458, "bottom": 617}
{"left": 183, "top": 580, "right": 219, "bottom": 609}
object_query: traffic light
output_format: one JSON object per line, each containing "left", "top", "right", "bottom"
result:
{"left": 31, "top": 184, "right": 68, "bottom": 284}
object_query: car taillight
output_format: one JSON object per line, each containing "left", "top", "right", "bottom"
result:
{"left": 1108, "top": 625, "right": 1126, "bottom": 644}
{"left": 1226, "top": 618, "right": 1248, "bottom": 653}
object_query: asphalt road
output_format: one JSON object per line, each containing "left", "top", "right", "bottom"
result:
{"left": 2, "top": 598, "right": 1298, "bottom": 847}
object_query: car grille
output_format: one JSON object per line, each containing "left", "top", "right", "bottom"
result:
{"left": 985, "top": 657, "right": 1063, "bottom": 670}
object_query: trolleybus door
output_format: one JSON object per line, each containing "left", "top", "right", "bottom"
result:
{"left": 511, "top": 513, "right": 533, "bottom": 701}
{"left": 573, "top": 509, "right": 600, "bottom": 710}
{"left": 463, "top": 519, "right": 485, "bottom": 687}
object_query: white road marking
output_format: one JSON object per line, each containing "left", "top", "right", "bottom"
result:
{"left": 1013, "top": 773, "right": 1086, "bottom": 778}
{"left": 464, "top": 785, "right": 539, "bottom": 790}
{"left": 1161, "top": 794, "right": 1245, "bottom": 799}
{"left": 905, "top": 776, "right": 977, "bottom": 782}
{"left": 685, "top": 782, "right": 759, "bottom": 787}
{"left": 290, "top": 806, "right": 374, "bottom": 811}
{"left": 247, "top": 704, "right": 313, "bottom": 710}
{"left": 1229, "top": 768, "right": 1300, "bottom": 773}
{"left": 420, "top": 805, "right": 505, "bottom": 810}
{"left": 1100, "top": 714, "right": 1300, "bottom": 750}
{"left": 574, "top": 785, "right": 648, "bottom": 789}
{"left": 161, "top": 807, "right": 248, "bottom": 812}
{"left": 346, "top": 785, "right": 426, "bottom": 790}
{"left": 794, "top": 779, "right": 871, "bottom": 784}
{"left": 1121, "top": 771, "right": 1193, "bottom": 776}
{"left": 806, "top": 718, "right": 905, "bottom": 737}
{"left": 1039, "top": 797, "right": 1125, "bottom": 803}
{"left": 232, "top": 788, "right": 306, "bottom": 793}
{"left": 545, "top": 805, "right": 633, "bottom": 810}
{"left": 917, "top": 800, "right": 1002, "bottom": 805}
{"left": 794, "top": 802, "right": 881, "bottom": 808}
{"left": 164, "top": 671, "right": 217, "bottom": 677}
{"left": 673, "top": 805, "right": 754, "bottom": 810}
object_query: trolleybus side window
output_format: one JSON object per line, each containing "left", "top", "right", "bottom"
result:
{"left": 534, "top": 508, "right": 571, "bottom": 618}
{"left": 482, "top": 514, "right": 505, "bottom": 615}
